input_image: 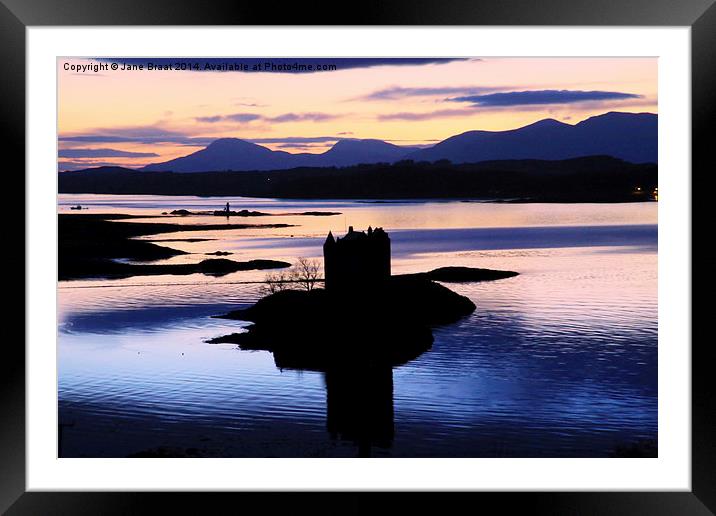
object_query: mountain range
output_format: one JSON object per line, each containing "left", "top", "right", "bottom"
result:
{"left": 410, "top": 112, "right": 656, "bottom": 164}
{"left": 141, "top": 138, "right": 417, "bottom": 172}
{"left": 72, "top": 112, "right": 656, "bottom": 174}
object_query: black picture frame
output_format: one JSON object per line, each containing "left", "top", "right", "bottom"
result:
{"left": 2, "top": 0, "right": 712, "bottom": 513}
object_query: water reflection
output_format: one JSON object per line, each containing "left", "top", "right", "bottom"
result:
{"left": 57, "top": 195, "right": 658, "bottom": 457}
{"left": 59, "top": 194, "right": 658, "bottom": 234}
{"left": 325, "top": 366, "right": 395, "bottom": 457}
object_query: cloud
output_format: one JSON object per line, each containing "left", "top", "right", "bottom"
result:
{"left": 275, "top": 143, "right": 327, "bottom": 150}
{"left": 59, "top": 125, "right": 216, "bottom": 146}
{"left": 58, "top": 148, "right": 159, "bottom": 158}
{"left": 353, "top": 85, "right": 504, "bottom": 101}
{"left": 195, "top": 115, "right": 224, "bottom": 123}
{"left": 96, "top": 58, "right": 470, "bottom": 74}
{"left": 247, "top": 136, "right": 342, "bottom": 145}
{"left": 225, "top": 113, "right": 263, "bottom": 123}
{"left": 377, "top": 109, "right": 475, "bottom": 121}
{"left": 448, "top": 89, "right": 643, "bottom": 107}
{"left": 195, "top": 112, "right": 341, "bottom": 124}
{"left": 59, "top": 119, "right": 354, "bottom": 150}
{"left": 266, "top": 112, "right": 339, "bottom": 123}
{"left": 60, "top": 134, "right": 216, "bottom": 146}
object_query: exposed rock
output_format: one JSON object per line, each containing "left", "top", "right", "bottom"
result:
{"left": 96, "top": 258, "right": 291, "bottom": 279}
{"left": 399, "top": 266, "right": 519, "bottom": 283}
{"left": 213, "top": 209, "right": 270, "bottom": 217}
{"left": 59, "top": 214, "right": 293, "bottom": 280}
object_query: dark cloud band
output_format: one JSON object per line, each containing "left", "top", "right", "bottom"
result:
{"left": 354, "top": 85, "right": 502, "bottom": 101}
{"left": 449, "top": 89, "right": 642, "bottom": 107}
{"left": 92, "top": 58, "right": 469, "bottom": 74}
{"left": 195, "top": 112, "right": 341, "bottom": 124}
{"left": 59, "top": 131, "right": 216, "bottom": 146}
{"left": 59, "top": 130, "right": 350, "bottom": 147}
{"left": 58, "top": 148, "right": 159, "bottom": 158}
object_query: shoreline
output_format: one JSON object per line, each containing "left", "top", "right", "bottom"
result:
{"left": 58, "top": 156, "right": 657, "bottom": 203}
{"left": 59, "top": 213, "right": 294, "bottom": 280}
{"left": 60, "top": 194, "right": 658, "bottom": 204}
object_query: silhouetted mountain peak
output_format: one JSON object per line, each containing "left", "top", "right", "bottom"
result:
{"left": 204, "top": 138, "right": 271, "bottom": 153}
{"left": 137, "top": 111, "right": 656, "bottom": 172}
{"left": 207, "top": 137, "right": 246, "bottom": 147}
{"left": 316, "top": 139, "right": 415, "bottom": 167}
{"left": 330, "top": 139, "right": 400, "bottom": 150}
{"left": 577, "top": 111, "right": 657, "bottom": 127}
{"left": 141, "top": 136, "right": 415, "bottom": 172}
{"left": 439, "top": 129, "right": 485, "bottom": 141}
{"left": 409, "top": 112, "right": 657, "bottom": 164}
{"left": 520, "top": 118, "right": 568, "bottom": 129}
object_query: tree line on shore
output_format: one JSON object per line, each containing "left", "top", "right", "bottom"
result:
{"left": 59, "top": 155, "right": 657, "bottom": 202}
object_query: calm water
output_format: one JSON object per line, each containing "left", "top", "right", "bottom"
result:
{"left": 58, "top": 194, "right": 657, "bottom": 457}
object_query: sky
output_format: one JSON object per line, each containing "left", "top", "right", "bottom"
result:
{"left": 58, "top": 57, "right": 657, "bottom": 171}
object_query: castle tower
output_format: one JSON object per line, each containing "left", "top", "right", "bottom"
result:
{"left": 323, "top": 226, "right": 391, "bottom": 293}
{"left": 323, "top": 231, "right": 337, "bottom": 290}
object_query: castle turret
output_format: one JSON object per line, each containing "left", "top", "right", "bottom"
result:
{"left": 323, "top": 226, "right": 391, "bottom": 293}
{"left": 323, "top": 231, "right": 337, "bottom": 290}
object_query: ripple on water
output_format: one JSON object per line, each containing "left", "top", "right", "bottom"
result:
{"left": 58, "top": 199, "right": 657, "bottom": 457}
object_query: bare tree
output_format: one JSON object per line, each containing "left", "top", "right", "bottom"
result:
{"left": 293, "top": 257, "right": 322, "bottom": 291}
{"left": 260, "top": 270, "right": 291, "bottom": 295}
{"left": 260, "top": 257, "right": 322, "bottom": 295}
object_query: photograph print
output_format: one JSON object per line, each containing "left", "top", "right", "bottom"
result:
{"left": 57, "top": 57, "right": 658, "bottom": 458}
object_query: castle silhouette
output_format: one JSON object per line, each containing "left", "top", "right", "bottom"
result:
{"left": 323, "top": 226, "right": 391, "bottom": 292}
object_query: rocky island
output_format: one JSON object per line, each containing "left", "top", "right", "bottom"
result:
{"left": 210, "top": 226, "right": 518, "bottom": 371}
{"left": 58, "top": 213, "right": 293, "bottom": 280}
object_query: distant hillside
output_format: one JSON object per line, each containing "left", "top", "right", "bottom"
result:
{"left": 141, "top": 138, "right": 417, "bottom": 172}
{"left": 408, "top": 112, "right": 657, "bottom": 164}
{"left": 315, "top": 139, "right": 413, "bottom": 167}
{"left": 126, "top": 111, "right": 656, "bottom": 173}
{"left": 59, "top": 156, "right": 657, "bottom": 202}
{"left": 142, "top": 138, "right": 292, "bottom": 172}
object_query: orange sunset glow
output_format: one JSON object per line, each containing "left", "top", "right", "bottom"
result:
{"left": 58, "top": 57, "right": 657, "bottom": 170}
